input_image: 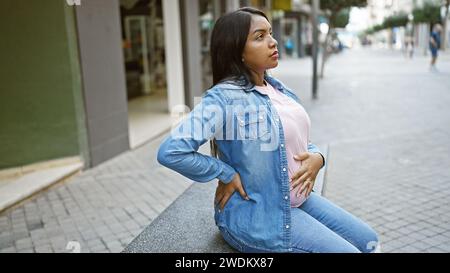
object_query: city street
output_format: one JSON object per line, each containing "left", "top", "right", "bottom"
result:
{"left": 274, "top": 47, "right": 450, "bottom": 253}
{"left": 1, "top": 47, "right": 450, "bottom": 253}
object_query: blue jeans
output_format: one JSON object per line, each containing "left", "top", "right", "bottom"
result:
{"left": 220, "top": 193, "right": 379, "bottom": 253}
{"left": 290, "top": 193, "right": 379, "bottom": 253}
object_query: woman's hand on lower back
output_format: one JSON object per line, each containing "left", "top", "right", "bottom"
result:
{"left": 215, "top": 173, "right": 249, "bottom": 211}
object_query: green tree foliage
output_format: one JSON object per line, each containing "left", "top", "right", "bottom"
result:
{"left": 319, "top": 0, "right": 367, "bottom": 13}
{"left": 364, "top": 24, "right": 385, "bottom": 35}
{"left": 364, "top": 1, "right": 442, "bottom": 35}
{"left": 412, "top": 2, "right": 441, "bottom": 25}
{"left": 332, "top": 8, "right": 351, "bottom": 28}
{"left": 317, "top": 0, "right": 367, "bottom": 28}
{"left": 382, "top": 13, "right": 409, "bottom": 28}
{"left": 312, "top": 0, "right": 368, "bottom": 78}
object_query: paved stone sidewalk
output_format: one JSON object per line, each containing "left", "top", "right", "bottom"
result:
{"left": 0, "top": 134, "right": 195, "bottom": 253}
{"left": 273, "top": 48, "right": 450, "bottom": 253}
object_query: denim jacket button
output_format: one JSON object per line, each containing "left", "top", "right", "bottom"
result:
{"left": 286, "top": 225, "right": 290, "bottom": 229}
{"left": 284, "top": 196, "right": 288, "bottom": 200}
{"left": 283, "top": 168, "right": 286, "bottom": 172}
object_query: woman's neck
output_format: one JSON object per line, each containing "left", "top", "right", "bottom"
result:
{"left": 250, "top": 70, "right": 265, "bottom": 86}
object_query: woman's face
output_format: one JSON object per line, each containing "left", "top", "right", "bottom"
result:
{"left": 242, "top": 15, "right": 279, "bottom": 75}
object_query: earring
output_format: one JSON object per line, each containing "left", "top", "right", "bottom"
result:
{"left": 242, "top": 58, "right": 245, "bottom": 63}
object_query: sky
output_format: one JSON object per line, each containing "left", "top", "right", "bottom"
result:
{"left": 346, "top": 7, "right": 370, "bottom": 33}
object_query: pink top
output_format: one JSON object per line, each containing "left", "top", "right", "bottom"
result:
{"left": 255, "top": 82, "right": 311, "bottom": 208}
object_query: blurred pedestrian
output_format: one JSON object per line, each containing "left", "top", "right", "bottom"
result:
{"left": 430, "top": 24, "right": 442, "bottom": 71}
{"left": 404, "top": 36, "right": 414, "bottom": 59}
{"left": 284, "top": 37, "right": 294, "bottom": 56}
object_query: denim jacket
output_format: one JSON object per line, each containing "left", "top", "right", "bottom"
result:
{"left": 157, "top": 76, "right": 323, "bottom": 252}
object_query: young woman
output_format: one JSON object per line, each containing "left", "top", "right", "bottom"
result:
{"left": 157, "top": 7, "right": 379, "bottom": 253}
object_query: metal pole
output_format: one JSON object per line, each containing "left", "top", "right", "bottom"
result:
{"left": 311, "top": 0, "right": 319, "bottom": 99}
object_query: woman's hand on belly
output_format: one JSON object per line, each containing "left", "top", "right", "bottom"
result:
{"left": 290, "top": 152, "right": 324, "bottom": 198}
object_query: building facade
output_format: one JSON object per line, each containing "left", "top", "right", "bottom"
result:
{"left": 0, "top": 0, "right": 312, "bottom": 174}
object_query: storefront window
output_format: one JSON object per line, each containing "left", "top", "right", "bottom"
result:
{"left": 120, "top": 0, "right": 166, "bottom": 99}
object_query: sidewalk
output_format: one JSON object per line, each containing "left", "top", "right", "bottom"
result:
{"left": 273, "top": 47, "right": 450, "bottom": 253}
{"left": 1, "top": 48, "right": 449, "bottom": 253}
{"left": 0, "top": 134, "right": 195, "bottom": 253}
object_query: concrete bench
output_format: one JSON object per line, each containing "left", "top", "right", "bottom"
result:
{"left": 123, "top": 145, "right": 328, "bottom": 253}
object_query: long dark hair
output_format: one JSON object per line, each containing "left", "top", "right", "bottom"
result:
{"left": 210, "top": 7, "right": 269, "bottom": 88}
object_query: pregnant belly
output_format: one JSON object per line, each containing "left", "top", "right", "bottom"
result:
{"left": 288, "top": 160, "right": 309, "bottom": 208}
{"left": 290, "top": 186, "right": 308, "bottom": 208}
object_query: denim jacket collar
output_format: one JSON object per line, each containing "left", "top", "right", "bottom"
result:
{"left": 215, "top": 75, "right": 286, "bottom": 93}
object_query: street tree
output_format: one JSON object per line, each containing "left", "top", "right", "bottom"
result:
{"left": 313, "top": 0, "right": 367, "bottom": 78}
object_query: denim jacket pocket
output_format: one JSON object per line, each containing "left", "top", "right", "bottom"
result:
{"left": 237, "top": 111, "right": 269, "bottom": 140}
